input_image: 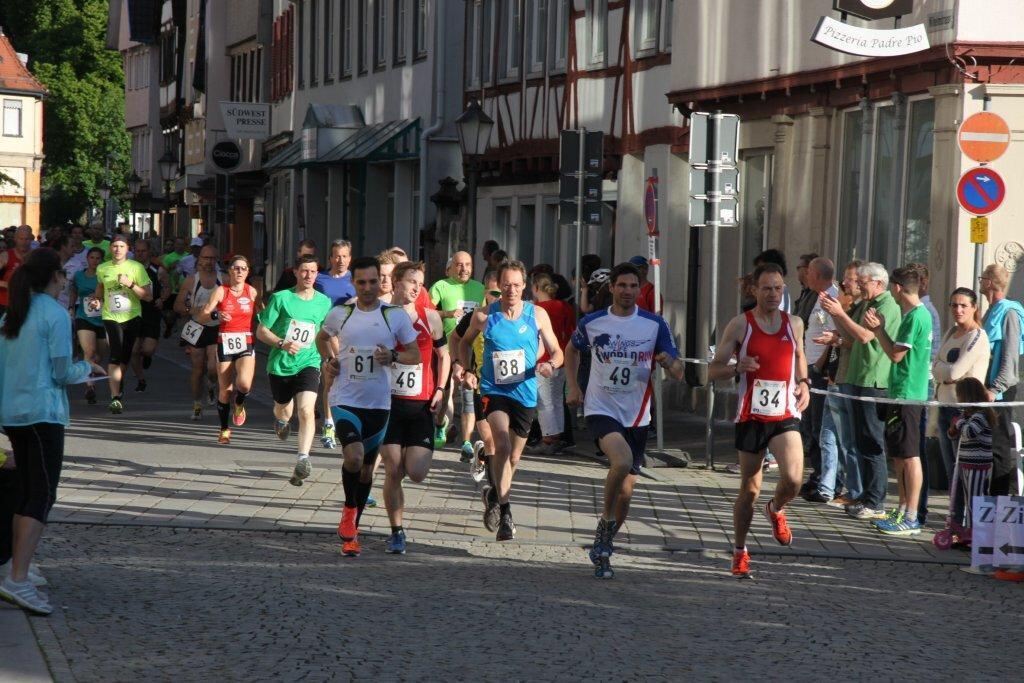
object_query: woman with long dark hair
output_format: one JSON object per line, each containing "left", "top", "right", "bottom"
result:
{"left": 0, "top": 248, "right": 104, "bottom": 615}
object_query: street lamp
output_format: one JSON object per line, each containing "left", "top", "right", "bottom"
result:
{"left": 127, "top": 170, "right": 143, "bottom": 195}
{"left": 455, "top": 100, "right": 494, "bottom": 252}
{"left": 98, "top": 182, "right": 111, "bottom": 235}
{"left": 158, "top": 149, "right": 178, "bottom": 237}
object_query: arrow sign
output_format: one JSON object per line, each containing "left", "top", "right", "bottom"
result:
{"left": 956, "top": 167, "right": 1006, "bottom": 216}
{"left": 999, "top": 543, "right": 1024, "bottom": 555}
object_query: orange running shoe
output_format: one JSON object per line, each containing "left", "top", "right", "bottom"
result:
{"left": 232, "top": 404, "right": 247, "bottom": 427}
{"left": 731, "top": 549, "right": 751, "bottom": 577}
{"left": 341, "top": 538, "right": 361, "bottom": 557}
{"left": 218, "top": 429, "right": 231, "bottom": 445}
{"left": 764, "top": 500, "right": 793, "bottom": 546}
{"left": 338, "top": 506, "right": 358, "bottom": 541}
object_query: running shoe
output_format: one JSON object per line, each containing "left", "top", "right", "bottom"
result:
{"left": 845, "top": 503, "right": 887, "bottom": 520}
{"left": 207, "top": 386, "right": 216, "bottom": 406}
{"left": 385, "top": 530, "right": 407, "bottom": 555}
{"left": 496, "top": 512, "right": 516, "bottom": 541}
{"left": 872, "top": 508, "right": 904, "bottom": 529}
{"left": 320, "top": 422, "right": 336, "bottom": 449}
{"left": 218, "top": 429, "right": 231, "bottom": 445}
{"left": 85, "top": 386, "right": 96, "bottom": 404}
{"left": 292, "top": 457, "right": 311, "bottom": 483}
{"left": 763, "top": 501, "right": 792, "bottom": 546}
{"left": 109, "top": 397, "right": 123, "bottom": 415}
{"left": 275, "top": 419, "right": 290, "bottom": 441}
{"left": 588, "top": 518, "right": 614, "bottom": 565}
{"left": 338, "top": 506, "right": 358, "bottom": 541}
{"left": 0, "top": 561, "right": 47, "bottom": 587}
{"left": 471, "top": 458, "right": 488, "bottom": 484}
{"left": 877, "top": 518, "right": 922, "bottom": 537}
{"left": 725, "top": 463, "right": 742, "bottom": 475}
{"left": 460, "top": 441, "right": 474, "bottom": 463}
{"left": 762, "top": 460, "right": 779, "bottom": 473}
{"left": 366, "top": 495, "right": 377, "bottom": 508}
{"left": 341, "top": 538, "right": 361, "bottom": 557}
{"left": 481, "top": 485, "right": 500, "bottom": 532}
{"left": 191, "top": 402, "right": 202, "bottom": 421}
{"left": 594, "top": 557, "right": 614, "bottom": 580}
{"left": 134, "top": 379, "right": 147, "bottom": 392}
{"left": 433, "top": 417, "right": 449, "bottom": 450}
{"left": 731, "top": 549, "right": 751, "bottom": 578}
{"left": 0, "top": 576, "right": 51, "bottom": 615}
{"left": 232, "top": 404, "right": 247, "bottom": 427}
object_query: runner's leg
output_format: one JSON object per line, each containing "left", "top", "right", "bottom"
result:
{"left": 599, "top": 431, "right": 634, "bottom": 521}
{"left": 767, "top": 430, "right": 803, "bottom": 512}
{"left": 380, "top": 444, "right": 405, "bottom": 528}
{"left": 733, "top": 451, "right": 765, "bottom": 549}
{"left": 293, "top": 390, "right": 318, "bottom": 456}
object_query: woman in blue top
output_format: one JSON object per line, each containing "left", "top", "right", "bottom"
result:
{"left": 0, "top": 248, "right": 104, "bottom": 616}
{"left": 68, "top": 247, "right": 107, "bottom": 404}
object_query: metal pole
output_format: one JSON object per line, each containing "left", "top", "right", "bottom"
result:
{"left": 704, "top": 114, "right": 723, "bottom": 471}
{"left": 575, "top": 128, "right": 586, "bottom": 321}
{"left": 974, "top": 97, "right": 992, "bottom": 284}
{"left": 651, "top": 168, "right": 664, "bottom": 453}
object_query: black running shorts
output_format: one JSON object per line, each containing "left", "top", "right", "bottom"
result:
{"left": 734, "top": 417, "right": 800, "bottom": 455}
{"left": 482, "top": 394, "right": 538, "bottom": 439}
{"left": 268, "top": 367, "right": 321, "bottom": 405}
{"left": 383, "top": 399, "right": 435, "bottom": 450}
{"left": 586, "top": 414, "right": 648, "bottom": 475}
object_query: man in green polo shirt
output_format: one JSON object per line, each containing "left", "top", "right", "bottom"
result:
{"left": 820, "top": 262, "right": 901, "bottom": 520}
{"left": 862, "top": 265, "right": 931, "bottom": 536}
{"left": 256, "top": 254, "right": 332, "bottom": 485}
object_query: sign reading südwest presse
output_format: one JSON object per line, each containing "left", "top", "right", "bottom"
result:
{"left": 220, "top": 102, "right": 270, "bottom": 140}
{"left": 812, "top": 0, "right": 930, "bottom": 58}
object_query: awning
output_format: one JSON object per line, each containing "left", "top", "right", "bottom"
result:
{"left": 319, "top": 118, "right": 421, "bottom": 163}
{"left": 263, "top": 140, "right": 302, "bottom": 170}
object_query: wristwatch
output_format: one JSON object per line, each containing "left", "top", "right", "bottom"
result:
{"left": 390, "top": 349, "right": 399, "bottom": 364}
{"left": 276, "top": 339, "right": 285, "bottom": 349}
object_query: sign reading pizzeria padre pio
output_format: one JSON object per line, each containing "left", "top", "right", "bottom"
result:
{"left": 813, "top": 1, "right": 929, "bottom": 58}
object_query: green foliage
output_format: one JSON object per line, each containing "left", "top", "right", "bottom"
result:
{"left": 0, "top": 0, "right": 130, "bottom": 225}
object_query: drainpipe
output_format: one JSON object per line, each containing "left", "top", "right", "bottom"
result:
{"left": 417, "top": 0, "right": 446, "bottom": 259}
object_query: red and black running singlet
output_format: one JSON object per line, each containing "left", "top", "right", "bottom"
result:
{"left": 391, "top": 303, "right": 436, "bottom": 402}
{"left": 0, "top": 248, "right": 24, "bottom": 307}
{"left": 735, "top": 310, "right": 799, "bottom": 423}
{"left": 217, "top": 284, "right": 256, "bottom": 343}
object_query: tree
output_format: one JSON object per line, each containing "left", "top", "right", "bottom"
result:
{"left": 0, "top": 0, "right": 130, "bottom": 226}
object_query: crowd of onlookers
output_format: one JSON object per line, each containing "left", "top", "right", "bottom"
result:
{"left": 741, "top": 248, "right": 1022, "bottom": 577}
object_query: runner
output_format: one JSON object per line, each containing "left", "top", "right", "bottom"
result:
{"left": 196, "top": 255, "right": 262, "bottom": 444}
{"left": 0, "top": 225, "right": 33, "bottom": 317}
{"left": 430, "top": 251, "right": 485, "bottom": 452}
{"left": 458, "top": 260, "right": 564, "bottom": 541}
{"left": 377, "top": 260, "right": 449, "bottom": 554}
{"left": 68, "top": 247, "right": 108, "bottom": 404}
{"left": 314, "top": 239, "right": 355, "bottom": 304}
{"left": 708, "top": 262, "right": 810, "bottom": 578}
{"left": 81, "top": 224, "right": 111, "bottom": 260}
{"left": 272, "top": 240, "right": 316, "bottom": 293}
{"left": 88, "top": 234, "right": 153, "bottom": 413}
{"left": 565, "top": 262, "right": 684, "bottom": 579}
{"left": 317, "top": 256, "right": 420, "bottom": 557}
{"left": 130, "top": 239, "right": 170, "bottom": 391}
{"left": 161, "top": 237, "right": 188, "bottom": 337}
{"left": 173, "top": 244, "right": 222, "bottom": 420}
{"left": 256, "top": 254, "right": 332, "bottom": 484}
{"left": 451, "top": 272, "right": 500, "bottom": 483}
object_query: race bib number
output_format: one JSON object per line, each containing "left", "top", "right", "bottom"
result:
{"left": 492, "top": 349, "right": 526, "bottom": 385}
{"left": 597, "top": 357, "right": 637, "bottom": 393}
{"left": 180, "top": 319, "right": 204, "bottom": 345}
{"left": 347, "top": 346, "right": 381, "bottom": 381}
{"left": 220, "top": 332, "right": 248, "bottom": 355}
{"left": 285, "top": 319, "right": 315, "bottom": 349}
{"left": 391, "top": 363, "right": 423, "bottom": 396}
{"left": 456, "top": 300, "right": 478, "bottom": 320}
{"left": 107, "top": 291, "right": 131, "bottom": 313}
{"left": 751, "top": 379, "right": 787, "bottom": 417}
{"left": 82, "top": 297, "right": 101, "bottom": 318}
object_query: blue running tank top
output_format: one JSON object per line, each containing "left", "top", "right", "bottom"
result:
{"left": 481, "top": 301, "right": 540, "bottom": 407}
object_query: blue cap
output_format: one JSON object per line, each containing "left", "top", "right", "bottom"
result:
{"left": 628, "top": 256, "right": 648, "bottom": 266}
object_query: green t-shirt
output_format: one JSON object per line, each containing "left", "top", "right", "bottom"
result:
{"left": 96, "top": 259, "right": 152, "bottom": 323}
{"left": 429, "top": 277, "right": 485, "bottom": 336}
{"left": 834, "top": 299, "right": 866, "bottom": 385}
{"left": 163, "top": 251, "right": 187, "bottom": 291}
{"left": 846, "top": 290, "right": 902, "bottom": 389}
{"left": 258, "top": 288, "right": 332, "bottom": 376}
{"left": 83, "top": 239, "right": 111, "bottom": 260}
{"left": 888, "top": 304, "right": 932, "bottom": 400}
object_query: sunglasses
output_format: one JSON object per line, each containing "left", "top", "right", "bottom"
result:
{"left": 488, "top": 290, "right": 501, "bottom": 297}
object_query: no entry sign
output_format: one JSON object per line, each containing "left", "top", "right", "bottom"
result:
{"left": 958, "top": 112, "right": 1011, "bottom": 164}
{"left": 644, "top": 176, "right": 658, "bottom": 236}
{"left": 957, "top": 167, "right": 1006, "bottom": 216}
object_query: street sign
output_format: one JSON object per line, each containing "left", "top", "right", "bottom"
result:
{"left": 210, "top": 140, "right": 242, "bottom": 172}
{"left": 688, "top": 112, "right": 740, "bottom": 228}
{"left": 958, "top": 112, "right": 1011, "bottom": 163}
{"left": 970, "top": 216, "right": 989, "bottom": 244}
{"left": 956, "top": 167, "right": 1006, "bottom": 216}
{"left": 688, "top": 113, "right": 739, "bottom": 167}
{"left": 644, "top": 175, "right": 658, "bottom": 236}
{"left": 559, "top": 130, "right": 603, "bottom": 226}
{"left": 220, "top": 101, "right": 270, "bottom": 141}
{"left": 993, "top": 495, "right": 1024, "bottom": 568}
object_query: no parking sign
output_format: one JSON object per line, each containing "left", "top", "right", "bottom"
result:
{"left": 956, "top": 167, "right": 1006, "bottom": 216}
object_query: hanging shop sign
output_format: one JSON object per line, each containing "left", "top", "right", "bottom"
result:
{"left": 812, "top": 2, "right": 928, "bottom": 58}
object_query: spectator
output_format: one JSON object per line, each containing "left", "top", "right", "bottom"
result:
{"left": 273, "top": 239, "right": 317, "bottom": 293}
{"left": 793, "top": 253, "right": 820, "bottom": 324}
{"left": 531, "top": 273, "right": 575, "bottom": 453}
{"left": 821, "top": 262, "right": 902, "bottom": 520}
{"left": 799, "top": 257, "right": 839, "bottom": 502}
{"left": 864, "top": 266, "right": 932, "bottom": 535}
{"left": 978, "top": 264, "right": 1024, "bottom": 496}
{"left": 314, "top": 239, "right": 355, "bottom": 305}
{"left": 628, "top": 256, "right": 660, "bottom": 313}
{"left": 948, "top": 377, "right": 995, "bottom": 534}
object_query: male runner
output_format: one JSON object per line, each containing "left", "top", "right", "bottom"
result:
{"left": 256, "top": 254, "right": 332, "bottom": 484}
{"left": 566, "top": 263, "right": 684, "bottom": 579}
{"left": 459, "top": 260, "right": 563, "bottom": 541}
{"left": 81, "top": 224, "right": 111, "bottom": 259}
{"left": 197, "top": 255, "right": 262, "bottom": 444}
{"left": 314, "top": 239, "right": 355, "bottom": 304}
{"left": 130, "top": 239, "right": 170, "bottom": 391}
{"left": 174, "top": 244, "right": 222, "bottom": 420}
{"left": 162, "top": 237, "right": 188, "bottom": 336}
{"left": 89, "top": 234, "right": 153, "bottom": 413}
{"left": 316, "top": 256, "right": 420, "bottom": 557}
{"left": 378, "top": 261, "right": 449, "bottom": 554}
{"left": 708, "top": 262, "right": 810, "bottom": 578}
{"left": 430, "top": 251, "right": 485, "bottom": 451}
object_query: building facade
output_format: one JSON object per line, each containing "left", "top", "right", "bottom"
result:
{"left": 0, "top": 28, "right": 45, "bottom": 232}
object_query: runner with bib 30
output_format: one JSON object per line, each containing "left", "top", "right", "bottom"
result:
{"left": 708, "top": 262, "right": 810, "bottom": 578}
